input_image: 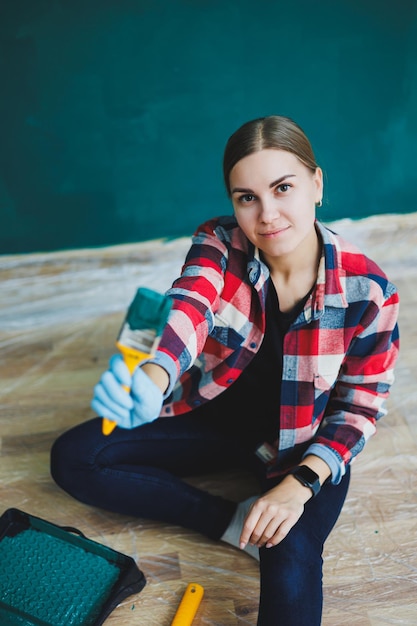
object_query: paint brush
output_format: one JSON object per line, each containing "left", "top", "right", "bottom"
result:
{"left": 170, "top": 582, "right": 204, "bottom": 626}
{"left": 102, "top": 287, "right": 172, "bottom": 435}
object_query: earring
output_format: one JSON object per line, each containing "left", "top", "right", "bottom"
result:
{"left": 316, "top": 199, "right": 323, "bottom": 208}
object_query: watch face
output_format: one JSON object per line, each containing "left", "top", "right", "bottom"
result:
{"left": 291, "top": 466, "right": 321, "bottom": 496}
{"left": 297, "top": 466, "right": 319, "bottom": 483}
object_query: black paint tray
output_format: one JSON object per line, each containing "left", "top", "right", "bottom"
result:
{"left": 0, "top": 508, "right": 146, "bottom": 626}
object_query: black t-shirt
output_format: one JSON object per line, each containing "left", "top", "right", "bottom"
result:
{"left": 207, "top": 279, "right": 310, "bottom": 444}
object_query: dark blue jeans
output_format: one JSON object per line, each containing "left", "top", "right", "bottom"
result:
{"left": 51, "top": 413, "right": 350, "bottom": 626}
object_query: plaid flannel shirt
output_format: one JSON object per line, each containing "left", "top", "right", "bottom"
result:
{"left": 153, "top": 216, "right": 400, "bottom": 483}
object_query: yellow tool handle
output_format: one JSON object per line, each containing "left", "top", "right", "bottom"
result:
{"left": 102, "top": 347, "right": 149, "bottom": 436}
{"left": 170, "top": 583, "right": 204, "bottom": 626}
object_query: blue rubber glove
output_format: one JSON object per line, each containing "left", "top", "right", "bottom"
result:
{"left": 91, "top": 354, "right": 163, "bottom": 429}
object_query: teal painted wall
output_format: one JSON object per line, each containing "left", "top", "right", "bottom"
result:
{"left": 1, "top": 0, "right": 416, "bottom": 254}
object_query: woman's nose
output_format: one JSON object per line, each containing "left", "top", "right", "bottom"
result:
{"left": 259, "top": 198, "right": 280, "bottom": 222}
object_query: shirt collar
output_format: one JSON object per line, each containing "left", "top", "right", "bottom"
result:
{"left": 308, "top": 222, "right": 348, "bottom": 321}
{"left": 243, "top": 221, "right": 348, "bottom": 321}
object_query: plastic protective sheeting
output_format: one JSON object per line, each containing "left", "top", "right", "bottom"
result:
{"left": 1, "top": 214, "right": 416, "bottom": 625}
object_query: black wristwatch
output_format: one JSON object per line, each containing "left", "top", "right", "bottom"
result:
{"left": 289, "top": 465, "right": 321, "bottom": 497}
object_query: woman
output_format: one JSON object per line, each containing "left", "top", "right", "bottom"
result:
{"left": 51, "top": 116, "right": 399, "bottom": 625}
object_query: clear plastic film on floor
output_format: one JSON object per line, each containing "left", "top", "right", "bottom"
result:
{"left": 1, "top": 214, "right": 416, "bottom": 625}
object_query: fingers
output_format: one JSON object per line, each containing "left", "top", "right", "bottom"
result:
{"left": 91, "top": 356, "right": 163, "bottom": 430}
{"left": 240, "top": 503, "right": 282, "bottom": 549}
{"left": 91, "top": 397, "right": 129, "bottom": 425}
{"left": 239, "top": 497, "right": 304, "bottom": 550}
{"left": 239, "top": 504, "right": 262, "bottom": 548}
{"left": 264, "top": 518, "right": 295, "bottom": 548}
{"left": 100, "top": 371, "right": 133, "bottom": 409}
{"left": 91, "top": 370, "right": 134, "bottom": 428}
{"left": 109, "top": 354, "right": 132, "bottom": 386}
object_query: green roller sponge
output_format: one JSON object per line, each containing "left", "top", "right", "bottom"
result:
{"left": 0, "top": 528, "right": 120, "bottom": 626}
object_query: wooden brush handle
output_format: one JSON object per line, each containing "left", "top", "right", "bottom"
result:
{"left": 170, "top": 583, "right": 204, "bottom": 626}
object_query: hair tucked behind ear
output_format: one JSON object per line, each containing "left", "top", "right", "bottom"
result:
{"left": 223, "top": 116, "right": 319, "bottom": 196}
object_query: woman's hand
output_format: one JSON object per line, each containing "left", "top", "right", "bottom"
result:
{"left": 91, "top": 354, "right": 164, "bottom": 429}
{"left": 239, "top": 477, "right": 309, "bottom": 549}
{"left": 240, "top": 457, "right": 332, "bottom": 549}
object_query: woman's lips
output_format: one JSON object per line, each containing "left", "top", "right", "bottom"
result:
{"left": 259, "top": 226, "right": 290, "bottom": 238}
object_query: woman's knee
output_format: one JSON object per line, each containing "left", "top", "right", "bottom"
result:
{"left": 261, "top": 520, "right": 323, "bottom": 574}
{"left": 258, "top": 526, "right": 323, "bottom": 624}
{"left": 50, "top": 418, "right": 100, "bottom": 493}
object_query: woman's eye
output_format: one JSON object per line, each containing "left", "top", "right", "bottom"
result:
{"left": 239, "top": 194, "right": 256, "bottom": 203}
{"left": 276, "top": 183, "right": 291, "bottom": 193}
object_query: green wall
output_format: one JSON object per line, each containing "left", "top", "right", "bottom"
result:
{"left": 1, "top": 0, "right": 416, "bottom": 254}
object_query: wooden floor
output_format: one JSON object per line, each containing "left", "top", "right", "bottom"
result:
{"left": 1, "top": 213, "right": 416, "bottom": 625}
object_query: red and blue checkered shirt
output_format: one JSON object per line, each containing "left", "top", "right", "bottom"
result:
{"left": 153, "top": 216, "right": 400, "bottom": 483}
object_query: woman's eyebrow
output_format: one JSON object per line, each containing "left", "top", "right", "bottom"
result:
{"left": 231, "top": 186, "right": 254, "bottom": 194}
{"left": 231, "top": 174, "right": 296, "bottom": 195}
{"left": 269, "top": 174, "right": 296, "bottom": 188}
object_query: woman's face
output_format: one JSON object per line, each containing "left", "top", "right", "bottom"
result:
{"left": 229, "top": 149, "right": 323, "bottom": 263}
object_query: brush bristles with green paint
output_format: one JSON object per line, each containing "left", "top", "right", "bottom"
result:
{"left": 102, "top": 287, "right": 172, "bottom": 435}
